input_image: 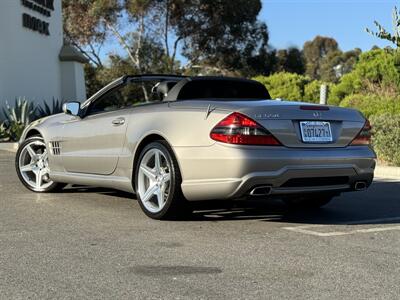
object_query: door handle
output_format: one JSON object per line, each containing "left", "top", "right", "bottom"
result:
{"left": 112, "top": 118, "right": 125, "bottom": 126}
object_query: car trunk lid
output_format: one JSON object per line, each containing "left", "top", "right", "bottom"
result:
{"left": 169, "top": 99, "right": 366, "bottom": 148}
{"left": 236, "top": 101, "right": 366, "bottom": 148}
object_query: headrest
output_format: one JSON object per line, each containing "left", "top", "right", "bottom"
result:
{"left": 156, "top": 81, "right": 178, "bottom": 99}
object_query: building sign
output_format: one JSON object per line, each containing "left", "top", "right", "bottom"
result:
{"left": 21, "top": 0, "right": 54, "bottom": 36}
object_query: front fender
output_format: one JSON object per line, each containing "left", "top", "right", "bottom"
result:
{"left": 19, "top": 120, "right": 46, "bottom": 144}
{"left": 19, "top": 114, "right": 64, "bottom": 144}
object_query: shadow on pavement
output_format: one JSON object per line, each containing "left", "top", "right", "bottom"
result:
{"left": 59, "top": 179, "right": 400, "bottom": 226}
{"left": 187, "top": 179, "right": 400, "bottom": 225}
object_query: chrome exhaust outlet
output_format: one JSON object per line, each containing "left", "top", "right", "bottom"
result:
{"left": 354, "top": 181, "right": 367, "bottom": 191}
{"left": 250, "top": 186, "right": 272, "bottom": 196}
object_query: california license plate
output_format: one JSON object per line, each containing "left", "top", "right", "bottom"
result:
{"left": 300, "top": 121, "right": 333, "bottom": 143}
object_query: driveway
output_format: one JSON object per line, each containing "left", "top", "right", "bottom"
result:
{"left": 1, "top": 150, "right": 400, "bottom": 299}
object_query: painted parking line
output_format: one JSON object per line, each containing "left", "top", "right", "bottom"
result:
{"left": 283, "top": 217, "right": 400, "bottom": 237}
{"left": 374, "top": 178, "right": 400, "bottom": 182}
{"left": 344, "top": 216, "right": 400, "bottom": 224}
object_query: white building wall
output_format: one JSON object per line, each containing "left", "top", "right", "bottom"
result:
{"left": 0, "top": 0, "right": 86, "bottom": 117}
{"left": 0, "top": 0, "right": 63, "bottom": 105}
{"left": 60, "top": 61, "right": 87, "bottom": 102}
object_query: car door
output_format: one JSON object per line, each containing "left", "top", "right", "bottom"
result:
{"left": 60, "top": 84, "right": 131, "bottom": 175}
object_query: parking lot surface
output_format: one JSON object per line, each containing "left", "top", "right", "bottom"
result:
{"left": 1, "top": 150, "right": 400, "bottom": 299}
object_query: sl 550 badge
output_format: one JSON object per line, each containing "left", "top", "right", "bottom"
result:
{"left": 254, "top": 113, "right": 280, "bottom": 119}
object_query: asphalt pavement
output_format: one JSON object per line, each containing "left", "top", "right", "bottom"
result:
{"left": 1, "top": 150, "right": 400, "bottom": 299}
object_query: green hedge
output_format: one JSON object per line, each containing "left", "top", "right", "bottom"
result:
{"left": 330, "top": 49, "right": 400, "bottom": 104}
{"left": 254, "top": 72, "right": 331, "bottom": 103}
{"left": 340, "top": 94, "right": 400, "bottom": 118}
{"left": 254, "top": 73, "right": 308, "bottom": 100}
{"left": 370, "top": 114, "right": 400, "bottom": 166}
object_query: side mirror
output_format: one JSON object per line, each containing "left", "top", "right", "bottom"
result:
{"left": 62, "top": 102, "right": 81, "bottom": 116}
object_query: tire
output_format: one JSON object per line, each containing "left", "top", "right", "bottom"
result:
{"left": 282, "top": 193, "right": 336, "bottom": 209}
{"left": 134, "top": 141, "right": 192, "bottom": 220}
{"left": 15, "top": 136, "right": 65, "bottom": 193}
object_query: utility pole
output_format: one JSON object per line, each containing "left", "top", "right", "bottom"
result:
{"left": 320, "top": 84, "right": 328, "bottom": 105}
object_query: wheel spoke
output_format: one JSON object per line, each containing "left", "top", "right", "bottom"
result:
{"left": 161, "top": 182, "right": 169, "bottom": 198}
{"left": 162, "top": 173, "right": 171, "bottom": 184}
{"left": 142, "top": 184, "right": 158, "bottom": 203}
{"left": 20, "top": 164, "right": 34, "bottom": 173}
{"left": 35, "top": 169, "right": 43, "bottom": 189}
{"left": 156, "top": 188, "right": 164, "bottom": 208}
{"left": 41, "top": 150, "right": 48, "bottom": 161}
{"left": 154, "top": 151, "right": 161, "bottom": 173}
{"left": 26, "top": 145, "right": 37, "bottom": 159}
{"left": 140, "top": 164, "right": 156, "bottom": 181}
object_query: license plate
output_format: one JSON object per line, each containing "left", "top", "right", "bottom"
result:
{"left": 300, "top": 121, "right": 333, "bottom": 143}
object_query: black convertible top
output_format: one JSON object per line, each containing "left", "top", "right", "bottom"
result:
{"left": 165, "top": 76, "right": 271, "bottom": 101}
{"left": 123, "top": 74, "right": 271, "bottom": 101}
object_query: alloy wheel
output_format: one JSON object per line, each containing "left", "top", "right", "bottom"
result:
{"left": 18, "top": 140, "right": 53, "bottom": 191}
{"left": 137, "top": 148, "right": 172, "bottom": 213}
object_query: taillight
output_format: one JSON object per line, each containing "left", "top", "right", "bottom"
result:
{"left": 350, "top": 120, "right": 372, "bottom": 146}
{"left": 210, "top": 112, "right": 281, "bottom": 145}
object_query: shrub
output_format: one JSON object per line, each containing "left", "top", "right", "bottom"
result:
{"left": 303, "top": 80, "right": 321, "bottom": 103}
{"left": 0, "top": 123, "right": 9, "bottom": 142}
{"left": 254, "top": 72, "right": 310, "bottom": 101}
{"left": 2, "top": 98, "right": 36, "bottom": 125}
{"left": 254, "top": 73, "right": 334, "bottom": 104}
{"left": 370, "top": 114, "right": 400, "bottom": 166}
{"left": 331, "top": 49, "right": 400, "bottom": 103}
{"left": 340, "top": 94, "right": 400, "bottom": 118}
{"left": 36, "top": 98, "right": 65, "bottom": 119}
{"left": 1, "top": 98, "right": 36, "bottom": 141}
{"left": 0, "top": 98, "right": 67, "bottom": 142}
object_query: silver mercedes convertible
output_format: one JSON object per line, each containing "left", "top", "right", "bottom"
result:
{"left": 16, "top": 75, "right": 376, "bottom": 219}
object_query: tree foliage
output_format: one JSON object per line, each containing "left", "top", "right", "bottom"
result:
{"left": 63, "top": 0, "right": 121, "bottom": 67}
{"left": 169, "top": 0, "right": 271, "bottom": 76}
{"left": 366, "top": 6, "right": 400, "bottom": 47}
{"left": 330, "top": 49, "right": 400, "bottom": 103}
{"left": 63, "top": 0, "right": 180, "bottom": 73}
{"left": 62, "top": 0, "right": 271, "bottom": 76}
{"left": 319, "top": 49, "right": 361, "bottom": 83}
{"left": 303, "top": 36, "right": 339, "bottom": 80}
{"left": 273, "top": 47, "right": 304, "bottom": 74}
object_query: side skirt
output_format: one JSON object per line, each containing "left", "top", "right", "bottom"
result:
{"left": 50, "top": 171, "right": 135, "bottom": 194}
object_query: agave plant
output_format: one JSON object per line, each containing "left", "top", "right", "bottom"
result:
{"left": 1, "top": 98, "right": 37, "bottom": 141}
{"left": 0, "top": 122, "right": 9, "bottom": 142}
{"left": 2, "top": 98, "right": 36, "bottom": 125}
{"left": 36, "top": 98, "right": 65, "bottom": 118}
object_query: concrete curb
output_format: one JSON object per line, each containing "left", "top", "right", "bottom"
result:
{"left": 375, "top": 165, "right": 400, "bottom": 180}
{"left": 0, "top": 142, "right": 18, "bottom": 153}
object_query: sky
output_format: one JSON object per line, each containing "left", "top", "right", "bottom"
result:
{"left": 260, "top": 0, "right": 397, "bottom": 51}
{"left": 100, "top": 0, "right": 397, "bottom": 63}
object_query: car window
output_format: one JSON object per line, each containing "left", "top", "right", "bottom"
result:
{"left": 87, "top": 80, "right": 168, "bottom": 115}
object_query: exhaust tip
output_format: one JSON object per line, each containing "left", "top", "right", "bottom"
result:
{"left": 250, "top": 186, "right": 272, "bottom": 196}
{"left": 354, "top": 181, "right": 367, "bottom": 191}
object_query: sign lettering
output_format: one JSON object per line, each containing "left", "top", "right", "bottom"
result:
{"left": 21, "top": 0, "right": 53, "bottom": 36}
{"left": 22, "top": 13, "right": 50, "bottom": 36}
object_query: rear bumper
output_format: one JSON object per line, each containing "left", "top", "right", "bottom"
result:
{"left": 174, "top": 144, "right": 376, "bottom": 201}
